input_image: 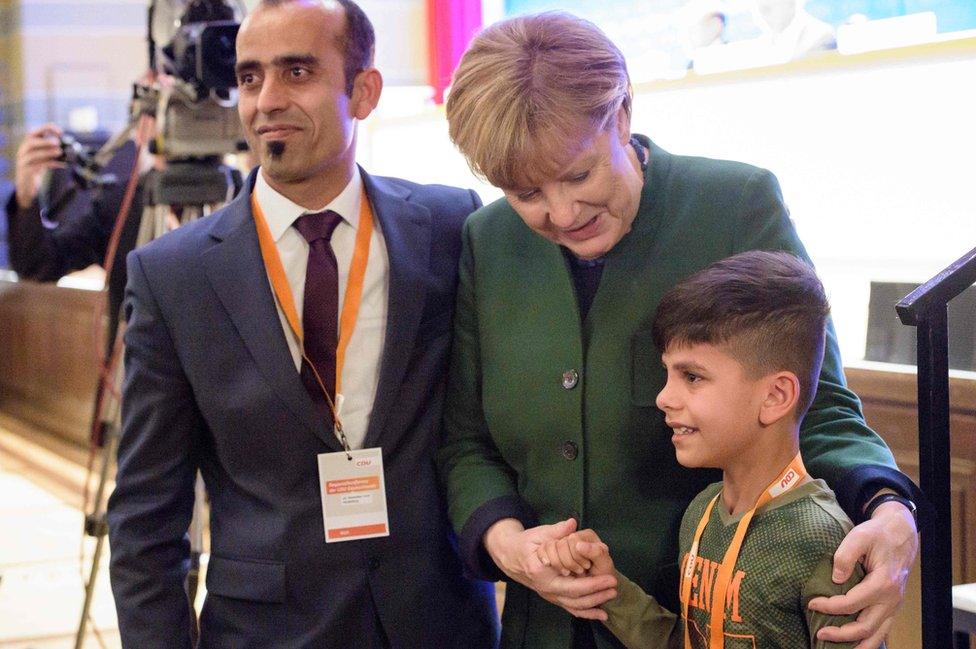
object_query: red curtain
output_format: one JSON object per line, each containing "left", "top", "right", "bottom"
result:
{"left": 426, "top": 0, "right": 482, "bottom": 104}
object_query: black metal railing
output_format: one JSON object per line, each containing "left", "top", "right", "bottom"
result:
{"left": 896, "top": 245, "right": 976, "bottom": 649}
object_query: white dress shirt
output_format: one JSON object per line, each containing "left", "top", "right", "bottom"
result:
{"left": 254, "top": 169, "right": 389, "bottom": 450}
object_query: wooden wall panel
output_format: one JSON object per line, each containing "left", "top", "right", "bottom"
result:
{"left": 0, "top": 277, "right": 105, "bottom": 448}
{"left": 847, "top": 366, "right": 976, "bottom": 649}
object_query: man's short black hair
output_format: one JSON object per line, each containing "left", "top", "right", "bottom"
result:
{"left": 258, "top": 0, "right": 375, "bottom": 96}
{"left": 334, "top": 0, "right": 375, "bottom": 96}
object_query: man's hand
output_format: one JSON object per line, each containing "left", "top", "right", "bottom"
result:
{"left": 807, "top": 500, "right": 918, "bottom": 649}
{"left": 15, "top": 124, "right": 64, "bottom": 209}
{"left": 484, "top": 518, "right": 617, "bottom": 620}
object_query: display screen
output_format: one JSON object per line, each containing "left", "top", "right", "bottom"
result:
{"left": 503, "top": 0, "right": 976, "bottom": 80}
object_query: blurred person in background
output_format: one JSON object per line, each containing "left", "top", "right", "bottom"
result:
{"left": 0, "top": 177, "right": 11, "bottom": 267}
{"left": 6, "top": 122, "right": 143, "bottom": 337}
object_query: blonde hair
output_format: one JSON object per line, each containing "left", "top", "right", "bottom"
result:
{"left": 446, "top": 12, "right": 632, "bottom": 189}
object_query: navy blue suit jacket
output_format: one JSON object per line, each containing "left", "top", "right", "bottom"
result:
{"left": 108, "top": 168, "right": 499, "bottom": 648}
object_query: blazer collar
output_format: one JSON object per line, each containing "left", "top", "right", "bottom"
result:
{"left": 627, "top": 135, "right": 670, "bottom": 242}
{"left": 202, "top": 169, "right": 343, "bottom": 449}
{"left": 206, "top": 168, "right": 256, "bottom": 242}
{"left": 202, "top": 167, "right": 433, "bottom": 450}
{"left": 360, "top": 168, "right": 431, "bottom": 448}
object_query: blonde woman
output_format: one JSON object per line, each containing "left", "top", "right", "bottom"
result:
{"left": 438, "top": 12, "right": 918, "bottom": 649}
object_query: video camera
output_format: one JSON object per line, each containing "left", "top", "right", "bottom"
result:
{"left": 146, "top": 0, "right": 248, "bottom": 162}
{"left": 110, "top": 0, "right": 249, "bottom": 208}
{"left": 54, "top": 0, "right": 246, "bottom": 213}
{"left": 58, "top": 132, "right": 117, "bottom": 190}
{"left": 161, "top": 2, "right": 239, "bottom": 94}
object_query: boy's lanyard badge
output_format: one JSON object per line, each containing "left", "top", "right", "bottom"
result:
{"left": 250, "top": 189, "right": 373, "bottom": 448}
{"left": 679, "top": 453, "right": 807, "bottom": 649}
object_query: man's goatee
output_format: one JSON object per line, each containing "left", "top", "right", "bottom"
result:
{"left": 268, "top": 141, "right": 286, "bottom": 159}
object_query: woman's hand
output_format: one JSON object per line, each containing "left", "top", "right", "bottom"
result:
{"left": 484, "top": 517, "right": 618, "bottom": 620}
{"left": 807, "top": 500, "right": 918, "bottom": 648}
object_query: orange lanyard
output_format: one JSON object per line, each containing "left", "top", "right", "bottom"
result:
{"left": 250, "top": 187, "right": 374, "bottom": 442}
{"left": 679, "top": 453, "right": 807, "bottom": 649}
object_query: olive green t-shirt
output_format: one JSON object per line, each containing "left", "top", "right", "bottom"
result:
{"left": 602, "top": 479, "right": 872, "bottom": 649}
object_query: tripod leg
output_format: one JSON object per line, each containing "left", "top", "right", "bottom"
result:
{"left": 75, "top": 321, "right": 124, "bottom": 649}
{"left": 74, "top": 430, "right": 117, "bottom": 649}
{"left": 79, "top": 182, "right": 229, "bottom": 646}
{"left": 187, "top": 473, "right": 207, "bottom": 605}
{"left": 75, "top": 533, "right": 106, "bottom": 649}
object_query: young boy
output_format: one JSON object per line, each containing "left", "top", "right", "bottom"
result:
{"left": 538, "top": 251, "right": 872, "bottom": 649}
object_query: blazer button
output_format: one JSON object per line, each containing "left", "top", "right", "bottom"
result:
{"left": 562, "top": 369, "right": 579, "bottom": 390}
{"left": 560, "top": 441, "right": 579, "bottom": 461}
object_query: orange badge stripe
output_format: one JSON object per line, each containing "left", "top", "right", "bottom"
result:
{"left": 327, "top": 523, "right": 388, "bottom": 540}
{"left": 251, "top": 185, "right": 375, "bottom": 426}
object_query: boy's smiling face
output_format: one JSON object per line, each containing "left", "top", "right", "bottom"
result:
{"left": 655, "top": 341, "right": 769, "bottom": 470}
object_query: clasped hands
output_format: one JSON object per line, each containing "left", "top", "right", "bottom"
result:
{"left": 484, "top": 502, "right": 917, "bottom": 649}
{"left": 483, "top": 517, "right": 617, "bottom": 621}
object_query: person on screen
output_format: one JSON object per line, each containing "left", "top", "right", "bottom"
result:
{"left": 754, "top": 0, "right": 836, "bottom": 60}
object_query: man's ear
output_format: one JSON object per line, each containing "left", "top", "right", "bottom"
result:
{"left": 758, "top": 371, "right": 800, "bottom": 426}
{"left": 350, "top": 68, "right": 383, "bottom": 120}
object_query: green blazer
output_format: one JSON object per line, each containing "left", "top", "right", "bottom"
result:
{"left": 438, "top": 138, "right": 902, "bottom": 649}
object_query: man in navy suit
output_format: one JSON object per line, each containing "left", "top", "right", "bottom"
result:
{"left": 106, "top": 0, "right": 499, "bottom": 646}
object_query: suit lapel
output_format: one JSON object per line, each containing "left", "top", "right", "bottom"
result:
{"left": 360, "top": 170, "right": 430, "bottom": 448}
{"left": 202, "top": 172, "right": 342, "bottom": 450}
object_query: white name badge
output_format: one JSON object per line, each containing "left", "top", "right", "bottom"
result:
{"left": 318, "top": 447, "right": 390, "bottom": 543}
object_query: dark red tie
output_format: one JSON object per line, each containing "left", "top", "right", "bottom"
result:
{"left": 293, "top": 210, "right": 343, "bottom": 419}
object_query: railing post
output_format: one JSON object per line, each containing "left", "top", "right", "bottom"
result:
{"left": 914, "top": 305, "right": 953, "bottom": 649}
{"left": 896, "top": 245, "right": 976, "bottom": 649}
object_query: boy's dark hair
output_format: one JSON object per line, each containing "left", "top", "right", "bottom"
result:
{"left": 651, "top": 250, "right": 830, "bottom": 417}
{"left": 259, "top": 0, "right": 375, "bottom": 96}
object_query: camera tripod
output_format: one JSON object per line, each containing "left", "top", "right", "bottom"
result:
{"left": 74, "top": 157, "right": 242, "bottom": 649}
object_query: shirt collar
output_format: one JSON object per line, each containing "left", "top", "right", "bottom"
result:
{"left": 255, "top": 168, "right": 363, "bottom": 242}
